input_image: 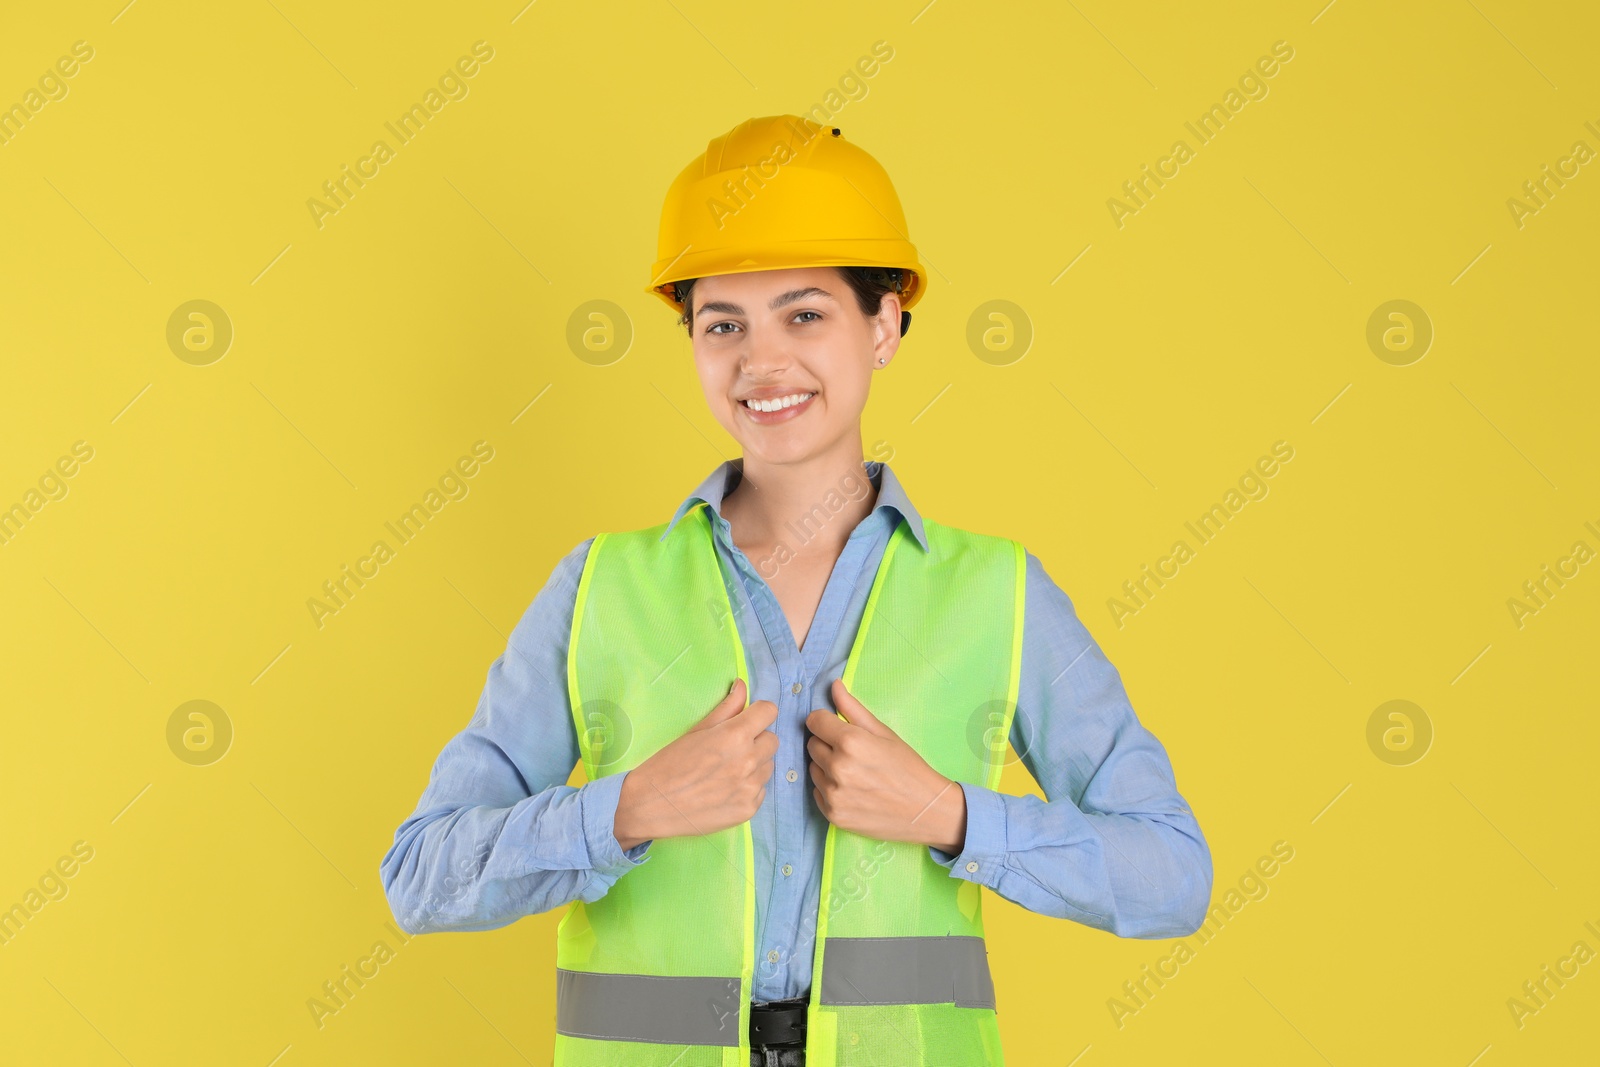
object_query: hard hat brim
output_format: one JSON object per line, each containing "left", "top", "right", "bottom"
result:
{"left": 647, "top": 250, "right": 925, "bottom": 316}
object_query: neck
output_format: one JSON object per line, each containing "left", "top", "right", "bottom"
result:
{"left": 723, "top": 436, "right": 877, "bottom": 560}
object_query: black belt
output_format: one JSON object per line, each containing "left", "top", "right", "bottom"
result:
{"left": 749, "top": 996, "right": 808, "bottom": 1048}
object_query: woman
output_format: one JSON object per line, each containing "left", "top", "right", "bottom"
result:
{"left": 382, "top": 115, "right": 1212, "bottom": 1067}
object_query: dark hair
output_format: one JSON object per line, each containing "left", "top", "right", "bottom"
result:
{"left": 670, "top": 266, "right": 911, "bottom": 337}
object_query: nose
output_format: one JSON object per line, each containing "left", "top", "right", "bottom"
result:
{"left": 738, "top": 329, "right": 791, "bottom": 378}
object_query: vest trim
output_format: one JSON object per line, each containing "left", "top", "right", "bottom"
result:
{"left": 819, "top": 935, "right": 997, "bottom": 1010}
{"left": 554, "top": 968, "right": 743, "bottom": 1047}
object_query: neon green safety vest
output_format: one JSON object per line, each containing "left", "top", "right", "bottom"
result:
{"left": 555, "top": 500, "right": 1026, "bottom": 1066}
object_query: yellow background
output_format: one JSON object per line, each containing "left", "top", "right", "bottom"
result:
{"left": 2, "top": 1, "right": 1596, "bottom": 1063}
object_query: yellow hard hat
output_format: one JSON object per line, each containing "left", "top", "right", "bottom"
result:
{"left": 646, "top": 115, "right": 927, "bottom": 329}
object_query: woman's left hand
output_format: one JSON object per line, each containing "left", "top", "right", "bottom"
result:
{"left": 804, "top": 679, "right": 966, "bottom": 853}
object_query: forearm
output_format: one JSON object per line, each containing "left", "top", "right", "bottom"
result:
{"left": 382, "top": 772, "right": 649, "bottom": 934}
{"left": 930, "top": 782, "right": 1213, "bottom": 938}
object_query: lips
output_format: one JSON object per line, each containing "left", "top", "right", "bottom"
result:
{"left": 739, "top": 391, "right": 817, "bottom": 425}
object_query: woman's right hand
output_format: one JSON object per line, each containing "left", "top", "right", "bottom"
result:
{"left": 613, "top": 678, "right": 778, "bottom": 850}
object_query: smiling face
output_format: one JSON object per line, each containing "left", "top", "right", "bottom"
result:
{"left": 689, "top": 266, "right": 901, "bottom": 468}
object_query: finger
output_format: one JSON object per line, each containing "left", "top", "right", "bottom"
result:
{"left": 732, "top": 699, "right": 779, "bottom": 738}
{"left": 805, "top": 733, "right": 834, "bottom": 772}
{"left": 805, "top": 707, "right": 848, "bottom": 744}
{"left": 831, "top": 679, "right": 890, "bottom": 737}
{"left": 691, "top": 678, "right": 747, "bottom": 731}
{"left": 812, "top": 785, "right": 832, "bottom": 819}
{"left": 807, "top": 754, "right": 834, "bottom": 790}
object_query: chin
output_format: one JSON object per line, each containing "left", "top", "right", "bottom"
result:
{"left": 741, "top": 441, "right": 815, "bottom": 465}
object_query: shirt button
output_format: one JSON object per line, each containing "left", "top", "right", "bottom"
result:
{"left": 786, "top": 769, "right": 798, "bottom": 782}
{"left": 791, "top": 682, "right": 803, "bottom": 694}
{"left": 767, "top": 949, "right": 780, "bottom": 963}
{"left": 965, "top": 860, "right": 979, "bottom": 873}
{"left": 782, "top": 863, "right": 793, "bottom": 876}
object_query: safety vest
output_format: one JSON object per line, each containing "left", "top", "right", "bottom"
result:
{"left": 554, "top": 500, "right": 1025, "bottom": 1066}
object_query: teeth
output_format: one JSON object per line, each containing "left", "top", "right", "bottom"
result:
{"left": 743, "top": 392, "right": 815, "bottom": 413}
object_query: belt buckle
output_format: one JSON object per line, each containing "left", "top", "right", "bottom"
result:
{"left": 750, "top": 998, "right": 808, "bottom": 1050}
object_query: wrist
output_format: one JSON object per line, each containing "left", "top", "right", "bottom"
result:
{"left": 923, "top": 777, "right": 966, "bottom": 854}
{"left": 613, "top": 770, "right": 647, "bottom": 851}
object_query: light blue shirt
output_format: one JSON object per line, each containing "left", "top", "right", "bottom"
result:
{"left": 381, "top": 458, "right": 1212, "bottom": 1002}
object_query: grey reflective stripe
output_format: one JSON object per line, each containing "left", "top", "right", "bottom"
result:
{"left": 555, "top": 968, "right": 743, "bottom": 1046}
{"left": 820, "top": 936, "right": 996, "bottom": 1010}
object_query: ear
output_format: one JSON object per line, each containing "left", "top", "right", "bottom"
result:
{"left": 870, "top": 291, "right": 902, "bottom": 366}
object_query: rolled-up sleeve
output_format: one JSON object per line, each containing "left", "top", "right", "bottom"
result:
{"left": 928, "top": 551, "right": 1212, "bottom": 939}
{"left": 380, "top": 538, "right": 653, "bottom": 935}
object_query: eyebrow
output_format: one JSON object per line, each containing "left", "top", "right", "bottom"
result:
{"left": 696, "top": 286, "right": 836, "bottom": 317}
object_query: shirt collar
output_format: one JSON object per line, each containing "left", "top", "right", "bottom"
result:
{"left": 659, "top": 456, "right": 930, "bottom": 552}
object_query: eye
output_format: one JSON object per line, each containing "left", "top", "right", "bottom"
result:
{"left": 706, "top": 321, "right": 741, "bottom": 336}
{"left": 793, "top": 310, "right": 822, "bottom": 324}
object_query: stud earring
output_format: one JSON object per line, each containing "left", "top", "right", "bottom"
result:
{"left": 877, "top": 358, "right": 886, "bottom": 364}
